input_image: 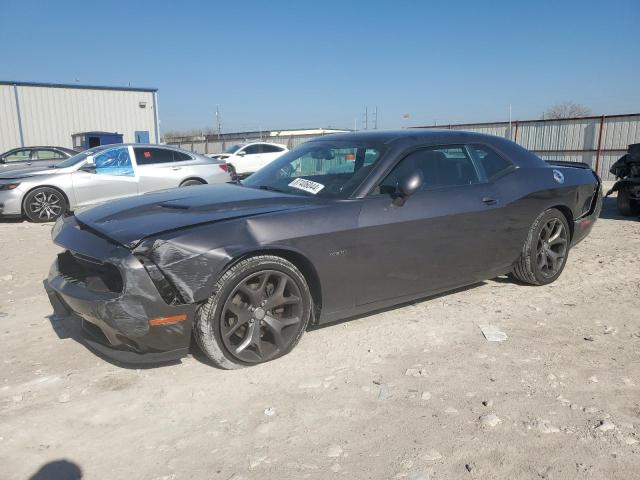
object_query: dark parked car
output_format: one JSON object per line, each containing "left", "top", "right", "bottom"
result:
{"left": 45, "top": 130, "right": 602, "bottom": 368}
{"left": 0, "top": 146, "right": 77, "bottom": 171}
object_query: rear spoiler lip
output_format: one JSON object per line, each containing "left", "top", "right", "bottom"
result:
{"left": 545, "top": 160, "right": 592, "bottom": 170}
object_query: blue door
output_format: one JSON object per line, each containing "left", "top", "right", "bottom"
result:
{"left": 135, "top": 131, "right": 150, "bottom": 143}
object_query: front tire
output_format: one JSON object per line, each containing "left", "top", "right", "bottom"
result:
{"left": 194, "top": 255, "right": 311, "bottom": 369}
{"left": 511, "top": 208, "right": 570, "bottom": 285}
{"left": 617, "top": 188, "right": 639, "bottom": 216}
{"left": 23, "top": 187, "right": 67, "bottom": 223}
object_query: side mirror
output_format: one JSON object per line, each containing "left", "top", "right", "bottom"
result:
{"left": 237, "top": 150, "right": 246, "bottom": 157}
{"left": 80, "top": 163, "right": 97, "bottom": 173}
{"left": 392, "top": 170, "right": 424, "bottom": 206}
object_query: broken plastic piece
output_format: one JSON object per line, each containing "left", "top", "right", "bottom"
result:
{"left": 479, "top": 324, "right": 507, "bottom": 342}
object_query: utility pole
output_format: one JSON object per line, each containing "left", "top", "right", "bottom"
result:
{"left": 364, "top": 106, "right": 368, "bottom": 130}
{"left": 215, "top": 105, "right": 222, "bottom": 139}
{"left": 508, "top": 104, "right": 512, "bottom": 140}
{"left": 373, "top": 106, "right": 378, "bottom": 130}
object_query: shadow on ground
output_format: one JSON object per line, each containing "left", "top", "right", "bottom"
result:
{"left": 599, "top": 195, "right": 640, "bottom": 221}
{"left": 29, "top": 459, "right": 82, "bottom": 480}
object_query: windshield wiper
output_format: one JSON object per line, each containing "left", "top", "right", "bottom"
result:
{"left": 256, "top": 185, "right": 288, "bottom": 193}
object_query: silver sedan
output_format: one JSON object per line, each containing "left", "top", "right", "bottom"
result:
{"left": 0, "top": 144, "right": 231, "bottom": 222}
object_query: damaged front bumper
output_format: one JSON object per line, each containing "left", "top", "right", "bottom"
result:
{"left": 45, "top": 215, "right": 196, "bottom": 365}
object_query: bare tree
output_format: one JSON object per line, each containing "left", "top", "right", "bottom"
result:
{"left": 544, "top": 101, "right": 592, "bottom": 119}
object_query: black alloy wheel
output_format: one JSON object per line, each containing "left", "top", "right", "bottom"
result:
{"left": 511, "top": 208, "right": 571, "bottom": 285}
{"left": 536, "top": 218, "right": 568, "bottom": 278}
{"left": 220, "top": 270, "right": 303, "bottom": 363}
{"left": 194, "top": 255, "right": 312, "bottom": 369}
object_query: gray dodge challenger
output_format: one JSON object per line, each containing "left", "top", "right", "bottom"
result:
{"left": 45, "top": 130, "right": 602, "bottom": 368}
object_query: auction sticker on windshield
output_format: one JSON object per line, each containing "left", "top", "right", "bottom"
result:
{"left": 288, "top": 178, "right": 325, "bottom": 194}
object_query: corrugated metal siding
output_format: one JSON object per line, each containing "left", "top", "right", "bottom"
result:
{"left": 0, "top": 85, "right": 22, "bottom": 150}
{"left": 0, "top": 85, "right": 157, "bottom": 152}
{"left": 421, "top": 114, "right": 640, "bottom": 181}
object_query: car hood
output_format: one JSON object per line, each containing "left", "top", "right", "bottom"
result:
{"left": 0, "top": 164, "right": 66, "bottom": 179}
{"left": 75, "top": 183, "right": 320, "bottom": 248}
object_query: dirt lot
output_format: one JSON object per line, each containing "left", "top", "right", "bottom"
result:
{"left": 1, "top": 195, "right": 639, "bottom": 480}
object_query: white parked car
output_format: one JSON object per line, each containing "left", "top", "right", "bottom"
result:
{"left": 208, "top": 142, "right": 288, "bottom": 177}
{"left": 0, "top": 144, "right": 231, "bottom": 222}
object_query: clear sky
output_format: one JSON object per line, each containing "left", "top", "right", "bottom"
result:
{"left": 1, "top": 0, "right": 639, "bottom": 133}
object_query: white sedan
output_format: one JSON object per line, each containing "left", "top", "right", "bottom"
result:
{"left": 208, "top": 142, "right": 288, "bottom": 177}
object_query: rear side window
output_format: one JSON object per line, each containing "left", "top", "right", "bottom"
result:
{"left": 172, "top": 151, "right": 192, "bottom": 162}
{"left": 36, "top": 149, "right": 66, "bottom": 160}
{"left": 261, "top": 144, "right": 283, "bottom": 153}
{"left": 467, "top": 145, "right": 514, "bottom": 181}
{"left": 134, "top": 148, "right": 174, "bottom": 165}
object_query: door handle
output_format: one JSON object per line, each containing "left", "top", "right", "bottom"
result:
{"left": 171, "top": 167, "right": 182, "bottom": 171}
{"left": 482, "top": 197, "right": 498, "bottom": 205}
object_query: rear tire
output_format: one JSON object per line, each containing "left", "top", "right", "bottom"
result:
{"left": 194, "top": 255, "right": 311, "bottom": 369}
{"left": 511, "top": 208, "right": 570, "bottom": 285}
{"left": 180, "top": 179, "right": 205, "bottom": 187}
{"left": 23, "top": 187, "right": 67, "bottom": 223}
{"left": 617, "top": 188, "right": 639, "bottom": 216}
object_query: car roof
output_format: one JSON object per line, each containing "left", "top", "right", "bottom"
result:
{"left": 306, "top": 129, "right": 546, "bottom": 169}
{"left": 236, "top": 142, "right": 286, "bottom": 147}
{"left": 5, "top": 146, "right": 76, "bottom": 151}
{"left": 307, "top": 129, "right": 505, "bottom": 144}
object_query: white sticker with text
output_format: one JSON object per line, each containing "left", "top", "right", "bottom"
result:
{"left": 288, "top": 177, "right": 325, "bottom": 194}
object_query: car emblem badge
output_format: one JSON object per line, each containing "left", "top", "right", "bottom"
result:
{"left": 552, "top": 169, "right": 564, "bottom": 184}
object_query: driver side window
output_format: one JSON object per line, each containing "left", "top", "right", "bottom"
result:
{"left": 4, "top": 149, "right": 32, "bottom": 162}
{"left": 376, "top": 146, "right": 480, "bottom": 194}
{"left": 94, "top": 147, "right": 134, "bottom": 177}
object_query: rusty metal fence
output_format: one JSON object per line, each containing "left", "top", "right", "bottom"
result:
{"left": 415, "top": 113, "right": 640, "bottom": 181}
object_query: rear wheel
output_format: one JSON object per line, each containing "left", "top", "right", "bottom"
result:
{"left": 194, "top": 255, "right": 311, "bottom": 369}
{"left": 617, "top": 188, "right": 639, "bottom": 216}
{"left": 23, "top": 187, "right": 67, "bottom": 223}
{"left": 511, "top": 208, "right": 570, "bottom": 285}
{"left": 180, "top": 179, "right": 205, "bottom": 187}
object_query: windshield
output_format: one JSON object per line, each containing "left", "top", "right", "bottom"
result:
{"left": 54, "top": 146, "right": 109, "bottom": 168}
{"left": 224, "top": 144, "right": 244, "bottom": 154}
{"left": 243, "top": 142, "right": 384, "bottom": 199}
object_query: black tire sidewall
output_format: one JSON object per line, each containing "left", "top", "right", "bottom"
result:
{"left": 196, "top": 256, "right": 312, "bottom": 368}
{"left": 617, "top": 189, "right": 639, "bottom": 216}
{"left": 23, "top": 187, "right": 67, "bottom": 223}
{"left": 529, "top": 209, "right": 571, "bottom": 285}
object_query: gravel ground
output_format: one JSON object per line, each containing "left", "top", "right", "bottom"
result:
{"left": 1, "top": 194, "right": 639, "bottom": 480}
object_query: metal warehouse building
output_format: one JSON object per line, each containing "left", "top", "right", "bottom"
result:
{"left": 0, "top": 81, "right": 159, "bottom": 153}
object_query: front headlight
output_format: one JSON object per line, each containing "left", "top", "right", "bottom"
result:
{"left": 0, "top": 183, "right": 20, "bottom": 191}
